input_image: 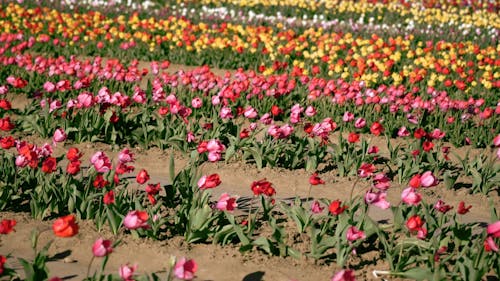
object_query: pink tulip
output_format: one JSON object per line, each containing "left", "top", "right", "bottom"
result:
{"left": 132, "top": 87, "right": 146, "bottom": 104}
{"left": 243, "top": 106, "right": 258, "bottom": 119}
{"left": 166, "top": 94, "right": 177, "bottom": 105}
{"left": 354, "top": 118, "right": 366, "bottom": 128}
{"left": 487, "top": 221, "right": 500, "bottom": 238}
{"left": 119, "top": 264, "right": 137, "bottom": 281}
{"left": 420, "top": 171, "right": 438, "bottom": 187}
{"left": 43, "top": 81, "right": 56, "bottom": 93}
{"left": 191, "top": 97, "right": 202, "bottom": 109}
{"left": 15, "top": 155, "right": 28, "bottom": 167}
{"left": 346, "top": 226, "right": 366, "bottom": 242}
{"left": 211, "top": 95, "right": 220, "bottom": 105}
{"left": 52, "top": 128, "right": 67, "bottom": 143}
{"left": 372, "top": 173, "right": 390, "bottom": 190}
{"left": 174, "top": 258, "right": 198, "bottom": 280}
{"left": 220, "top": 107, "right": 233, "bottom": 119}
{"left": 417, "top": 227, "right": 428, "bottom": 240}
{"left": 430, "top": 129, "right": 445, "bottom": 140}
{"left": 206, "top": 139, "right": 225, "bottom": 153}
{"left": 494, "top": 134, "right": 500, "bottom": 147}
{"left": 216, "top": 193, "right": 238, "bottom": 211}
{"left": 397, "top": 126, "right": 410, "bottom": 137}
{"left": 118, "top": 148, "right": 134, "bottom": 163}
{"left": 311, "top": 200, "right": 324, "bottom": 214}
{"left": 365, "top": 190, "right": 390, "bottom": 209}
{"left": 207, "top": 152, "right": 222, "bottom": 162}
{"left": 77, "top": 92, "right": 94, "bottom": 108}
{"left": 260, "top": 113, "right": 273, "bottom": 125}
{"left": 90, "top": 151, "right": 111, "bottom": 173}
{"left": 484, "top": 236, "right": 499, "bottom": 252}
{"left": 401, "top": 187, "right": 422, "bottom": 206}
{"left": 0, "top": 85, "right": 8, "bottom": 95}
{"left": 331, "top": 269, "right": 356, "bottom": 281}
{"left": 92, "top": 238, "right": 113, "bottom": 257}
{"left": 305, "top": 106, "right": 316, "bottom": 117}
{"left": 342, "top": 111, "right": 354, "bottom": 122}
{"left": 123, "top": 210, "right": 149, "bottom": 230}
{"left": 49, "top": 100, "right": 62, "bottom": 113}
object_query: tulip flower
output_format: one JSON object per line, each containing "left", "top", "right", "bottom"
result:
{"left": 487, "top": 221, "right": 500, "bottom": 238}
{"left": 136, "top": 169, "right": 150, "bottom": 184}
{"left": 364, "top": 189, "right": 390, "bottom": 209}
{"left": 401, "top": 187, "right": 422, "bottom": 206}
{"left": 420, "top": 171, "right": 438, "bottom": 187}
{"left": 90, "top": 151, "right": 111, "bottom": 173}
{"left": 309, "top": 173, "right": 325, "bottom": 185}
{"left": 331, "top": 269, "right": 356, "bottom": 281}
{"left": 52, "top": 214, "right": 79, "bottom": 237}
{"left": 52, "top": 128, "right": 67, "bottom": 144}
{"left": 119, "top": 264, "right": 137, "bottom": 281}
{"left": 346, "top": 226, "right": 366, "bottom": 242}
{"left": 174, "top": 258, "right": 198, "bottom": 280}
{"left": 123, "top": 210, "right": 149, "bottom": 230}
{"left": 92, "top": 238, "right": 113, "bottom": 257}
{"left": 0, "top": 219, "right": 16, "bottom": 234}
{"left": 216, "top": 193, "right": 238, "bottom": 211}
{"left": 329, "top": 200, "right": 347, "bottom": 215}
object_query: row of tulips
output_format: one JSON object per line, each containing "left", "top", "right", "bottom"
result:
{"left": 1, "top": 137, "right": 499, "bottom": 280}
{"left": 0, "top": 52, "right": 499, "bottom": 193}
{"left": 1, "top": 218, "right": 198, "bottom": 280}
{"left": 1, "top": 2, "right": 499, "bottom": 92}
{"left": 161, "top": 3, "right": 498, "bottom": 45}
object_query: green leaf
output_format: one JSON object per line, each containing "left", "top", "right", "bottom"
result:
{"left": 393, "top": 267, "right": 433, "bottom": 281}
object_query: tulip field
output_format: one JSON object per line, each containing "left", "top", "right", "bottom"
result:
{"left": 1, "top": 0, "right": 500, "bottom": 280}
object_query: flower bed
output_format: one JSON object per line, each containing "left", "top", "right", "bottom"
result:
{"left": 0, "top": 0, "right": 499, "bottom": 280}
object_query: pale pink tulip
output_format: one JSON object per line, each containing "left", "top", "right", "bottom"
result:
{"left": 52, "top": 128, "right": 67, "bottom": 143}
{"left": 420, "top": 171, "right": 438, "bottom": 187}
{"left": 364, "top": 190, "right": 390, "bottom": 209}
{"left": 401, "top": 187, "right": 422, "bottom": 206}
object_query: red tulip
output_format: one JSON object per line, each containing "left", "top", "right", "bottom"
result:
{"left": 41, "top": 157, "right": 57, "bottom": 173}
{"left": 370, "top": 122, "right": 384, "bottom": 136}
{"left": 197, "top": 174, "right": 221, "bottom": 189}
{"left": 329, "top": 200, "right": 347, "bottom": 215}
{"left": 0, "top": 219, "right": 16, "bottom": 234}
{"left": 406, "top": 215, "right": 424, "bottom": 232}
{"left": 52, "top": 215, "right": 79, "bottom": 237}
{"left": 136, "top": 169, "right": 150, "bottom": 184}
{"left": 309, "top": 173, "right": 325, "bottom": 185}
{"left": 457, "top": 201, "right": 472, "bottom": 214}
